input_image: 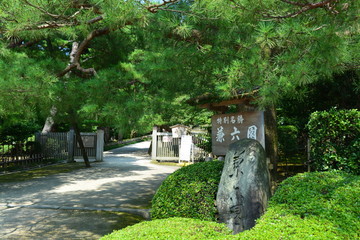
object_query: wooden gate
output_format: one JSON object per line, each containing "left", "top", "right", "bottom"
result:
{"left": 36, "top": 132, "right": 68, "bottom": 160}
{"left": 151, "top": 127, "right": 210, "bottom": 162}
{"left": 74, "top": 132, "right": 97, "bottom": 158}
{"left": 36, "top": 130, "right": 104, "bottom": 162}
{"left": 153, "top": 132, "right": 180, "bottom": 161}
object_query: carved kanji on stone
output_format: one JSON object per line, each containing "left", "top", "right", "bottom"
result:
{"left": 216, "top": 139, "right": 271, "bottom": 234}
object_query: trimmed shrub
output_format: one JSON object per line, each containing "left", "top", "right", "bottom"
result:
{"left": 101, "top": 171, "right": 359, "bottom": 239}
{"left": 100, "top": 217, "right": 233, "bottom": 240}
{"left": 102, "top": 171, "right": 359, "bottom": 239}
{"left": 151, "top": 161, "right": 224, "bottom": 221}
{"left": 237, "top": 171, "right": 360, "bottom": 239}
{"left": 307, "top": 108, "right": 360, "bottom": 174}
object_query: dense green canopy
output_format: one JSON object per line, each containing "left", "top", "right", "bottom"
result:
{"left": 0, "top": 0, "right": 358, "bottom": 136}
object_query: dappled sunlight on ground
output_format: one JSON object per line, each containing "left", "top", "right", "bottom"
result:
{"left": 0, "top": 141, "right": 178, "bottom": 239}
{"left": 0, "top": 207, "right": 143, "bottom": 240}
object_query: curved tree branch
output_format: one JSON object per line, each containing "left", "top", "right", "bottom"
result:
{"left": 57, "top": 28, "right": 110, "bottom": 78}
{"left": 23, "top": 0, "right": 62, "bottom": 19}
{"left": 146, "top": 0, "right": 180, "bottom": 13}
{"left": 21, "top": 0, "right": 104, "bottom": 30}
{"left": 264, "top": 0, "right": 340, "bottom": 19}
{"left": 14, "top": 1, "right": 180, "bottom": 78}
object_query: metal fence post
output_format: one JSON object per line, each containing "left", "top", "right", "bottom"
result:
{"left": 96, "top": 129, "right": 104, "bottom": 162}
{"left": 67, "top": 129, "right": 75, "bottom": 162}
{"left": 151, "top": 126, "right": 158, "bottom": 161}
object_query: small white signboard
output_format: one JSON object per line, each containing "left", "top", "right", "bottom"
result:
{"left": 172, "top": 126, "right": 187, "bottom": 138}
{"left": 78, "top": 136, "right": 95, "bottom": 148}
{"left": 163, "top": 135, "right": 173, "bottom": 143}
{"left": 179, "top": 135, "right": 192, "bottom": 162}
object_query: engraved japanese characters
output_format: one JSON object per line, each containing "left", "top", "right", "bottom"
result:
{"left": 212, "top": 112, "right": 265, "bottom": 156}
{"left": 216, "top": 139, "right": 271, "bottom": 234}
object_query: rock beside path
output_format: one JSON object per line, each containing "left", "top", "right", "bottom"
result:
{"left": 216, "top": 139, "right": 271, "bottom": 234}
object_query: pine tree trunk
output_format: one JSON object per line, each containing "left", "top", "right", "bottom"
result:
{"left": 264, "top": 105, "right": 278, "bottom": 189}
{"left": 72, "top": 122, "right": 91, "bottom": 168}
{"left": 41, "top": 106, "right": 57, "bottom": 133}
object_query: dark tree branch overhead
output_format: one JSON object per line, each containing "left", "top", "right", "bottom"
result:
{"left": 14, "top": 0, "right": 182, "bottom": 78}
{"left": 21, "top": 0, "right": 104, "bottom": 30}
{"left": 228, "top": 0, "right": 248, "bottom": 10}
{"left": 23, "top": 0, "right": 102, "bottom": 20}
{"left": 8, "top": 39, "right": 39, "bottom": 48}
{"left": 280, "top": 0, "right": 307, "bottom": 7}
{"left": 57, "top": 27, "right": 110, "bottom": 78}
{"left": 23, "top": 0, "right": 62, "bottom": 19}
{"left": 146, "top": 0, "right": 180, "bottom": 13}
{"left": 265, "top": 0, "right": 341, "bottom": 19}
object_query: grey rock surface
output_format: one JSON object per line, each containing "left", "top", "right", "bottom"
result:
{"left": 216, "top": 139, "right": 271, "bottom": 234}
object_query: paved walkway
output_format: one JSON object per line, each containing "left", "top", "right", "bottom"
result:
{"left": 0, "top": 141, "right": 179, "bottom": 240}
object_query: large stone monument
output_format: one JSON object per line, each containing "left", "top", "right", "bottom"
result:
{"left": 216, "top": 139, "right": 271, "bottom": 234}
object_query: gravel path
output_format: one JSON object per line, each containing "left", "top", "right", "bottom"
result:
{"left": 0, "top": 141, "right": 179, "bottom": 240}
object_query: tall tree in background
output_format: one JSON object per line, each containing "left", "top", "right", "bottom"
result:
{"left": 0, "top": 0, "right": 184, "bottom": 167}
{"left": 191, "top": 0, "right": 359, "bottom": 105}
{"left": 0, "top": 0, "right": 358, "bottom": 168}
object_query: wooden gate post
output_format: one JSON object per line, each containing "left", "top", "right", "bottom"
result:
{"left": 151, "top": 126, "right": 158, "bottom": 161}
{"left": 96, "top": 129, "right": 104, "bottom": 162}
{"left": 67, "top": 129, "right": 75, "bottom": 163}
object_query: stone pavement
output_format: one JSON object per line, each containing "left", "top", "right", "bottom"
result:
{"left": 0, "top": 141, "right": 179, "bottom": 240}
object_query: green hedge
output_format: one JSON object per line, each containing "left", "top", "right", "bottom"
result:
{"left": 102, "top": 171, "right": 360, "bottom": 240}
{"left": 237, "top": 171, "right": 360, "bottom": 239}
{"left": 307, "top": 108, "right": 359, "bottom": 174}
{"left": 100, "top": 217, "right": 232, "bottom": 240}
{"left": 151, "top": 161, "right": 224, "bottom": 221}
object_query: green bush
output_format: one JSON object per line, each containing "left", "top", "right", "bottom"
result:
{"left": 102, "top": 171, "right": 359, "bottom": 239}
{"left": 100, "top": 217, "right": 233, "bottom": 240}
{"left": 151, "top": 161, "right": 224, "bottom": 221}
{"left": 237, "top": 171, "right": 360, "bottom": 239}
{"left": 0, "top": 120, "right": 40, "bottom": 143}
{"left": 307, "top": 108, "right": 360, "bottom": 174}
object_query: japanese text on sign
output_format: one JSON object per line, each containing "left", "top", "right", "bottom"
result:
{"left": 211, "top": 112, "right": 265, "bottom": 155}
{"left": 214, "top": 114, "right": 257, "bottom": 143}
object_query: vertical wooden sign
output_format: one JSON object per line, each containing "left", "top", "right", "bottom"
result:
{"left": 212, "top": 112, "right": 265, "bottom": 155}
{"left": 180, "top": 135, "right": 193, "bottom": 162}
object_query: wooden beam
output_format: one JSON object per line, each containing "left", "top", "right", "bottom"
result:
{"left": 198, "top": 104, "right": 229, "bottom": 113}
{"left": 198, "top": 97, "right": 256, "bottom": 113}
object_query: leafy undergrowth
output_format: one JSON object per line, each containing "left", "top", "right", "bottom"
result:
{"left": 0, "top": 162, "right": 86, "bottom": 183}
{"left": 102, "top": 171, "right": 359, "bottom": 240}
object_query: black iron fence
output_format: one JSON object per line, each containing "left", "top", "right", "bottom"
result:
{"left": 35, "top": 132, "right": 69, "bottom": 161}
{"left": 0, "top": 141, "right": 43, "bottom": 170}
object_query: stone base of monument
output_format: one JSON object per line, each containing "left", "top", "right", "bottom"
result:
{"left": 216, "top": 139, "right": 271, "bottom": 234}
